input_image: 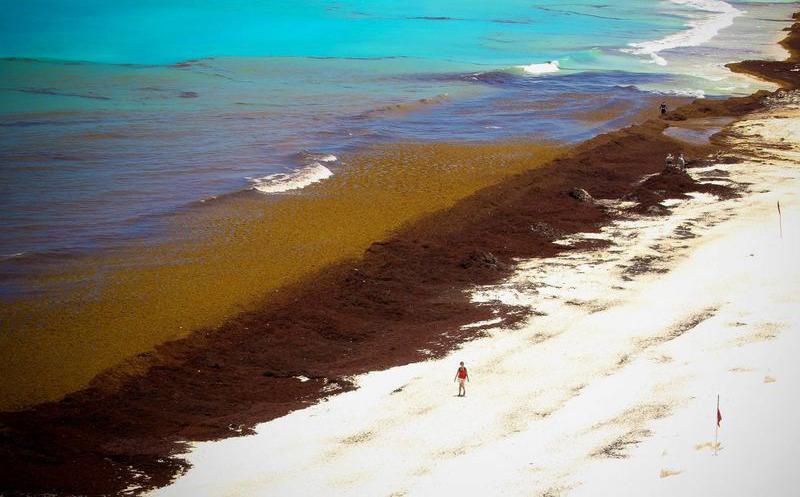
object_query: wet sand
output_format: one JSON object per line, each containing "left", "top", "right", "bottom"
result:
{"left": 2, "top": 14, "right": 799, "bottom": 497}
{"left": 728, "top": 13, "right": 800, "bottom": 90}
{"left": 0, "top": 142, "right": 563, "bottom": 411}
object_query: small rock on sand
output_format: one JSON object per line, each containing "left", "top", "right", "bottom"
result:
{"left": 569, "top": 188, "right": 594, "bottom": 203}
{"left": 460, "top": 250, "right": 502, "bottom": 270}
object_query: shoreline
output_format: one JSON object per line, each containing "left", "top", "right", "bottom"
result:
{"left": 155, "top": 101, "right": 800, "bottom": 495}
{"left": 2, "top": 12, "right": 800, "bottom": 497}
{"left": 727, "top": 12, "right": 800, "bottom": 90}
{"left": 0, "top": 92, "right": 693, "bottom": 413}
{"left": 0, "top": 91, "right": 687, "bottom": 414}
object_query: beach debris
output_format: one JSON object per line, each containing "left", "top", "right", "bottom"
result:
{"left": 591, "top": 429, "right": 651, "bottom": 459}
{"left": 459, "top": 250, "right": 503, "bottom": 270}
{"left": 262, "top": 370, "right": 326, "bottom": 382}
{"left": 530, "top": 221, "right": 563, "bottom": 240}
{"left": 666, "top": 112, "right": 688, "bottom": 121}
{"left": 366, "top": 240, "right": 389, "bottom": 253}
{"left": 568, "top": 188, "right": 594, "bottom": 203}
{"left": 709, "top": 151, "right": 741, "bottom": 164}
{"left": 227, "top": 423, "right": 254, "bottom": 435}
{"left": 698, "top": 168, "right": 731, "bottom": 178}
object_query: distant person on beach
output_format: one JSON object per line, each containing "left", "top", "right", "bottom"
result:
{"left": 677, "top": 153, "right": 686, "bottom": 170}
{"left": 665, "top": 153, "right": 674, "bottom": 169}
{"left": 660, "top": 102, "right": 668, "bottom": 116}
{"left": 454, "top": 361, "right": 469, "bottom": 397}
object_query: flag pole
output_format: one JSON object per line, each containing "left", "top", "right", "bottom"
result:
{"left": 778, "top": 201, "right": 783, "bottom": 239}
{"left": 714, "top": 394, "right": 720, "bottom": 456}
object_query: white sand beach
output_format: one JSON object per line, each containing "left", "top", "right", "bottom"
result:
{"left": 151, "top": 92, "right": 800, "bottom": 497}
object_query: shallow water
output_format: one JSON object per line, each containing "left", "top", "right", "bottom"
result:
{"left": 663, "top": 116, "right": 736, "bottom": 145}
{"left": 1, "top": 1, "right": 795, "bottom": 262}
{"left": 0, "top": 141, "right": 563, "bottom": 410}
{"left": 0, "top": 0, "right": 797, "bottom": 408}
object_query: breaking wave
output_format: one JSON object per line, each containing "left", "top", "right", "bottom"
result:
{"left": 623, "top": 0, "right": 742, "bottom": 66}
{"left": 515, "top": 60, "right": 561, "bottom": 75}
{"left": 250, "top": 155, "right": 336, "bottom": 194}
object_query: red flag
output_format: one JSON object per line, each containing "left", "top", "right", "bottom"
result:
{"left": 717, "top": 406, "right": 722, "bottom": 427}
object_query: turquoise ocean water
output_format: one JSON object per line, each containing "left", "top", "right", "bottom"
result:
{"left": 0, "top": 0, "right": 797, "bottom": 296}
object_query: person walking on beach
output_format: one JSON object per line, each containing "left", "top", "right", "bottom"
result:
{"left": 660, "top": 102, "right": 668, "bottom": 116}
{"left": 454, "top": 361, "right": 469, "bottom": 397}
{"left": 677, "top": 153, "right": 686, "bottom": 170}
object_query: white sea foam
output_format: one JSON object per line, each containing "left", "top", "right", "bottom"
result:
{"left": 312, "top": 153, "right": 337, "bottom": 163}
{"left": 0, "top": 252, "right": 26, "bottom": 260}
{"left": 250, "top": 159, "right": 335, "bottom": 194}
{"left": 642, "top": 86, "right": 707, "bottom": 98}
{"left": 516, "top": 60, "right": 560, "bottom": 75}
{"left": 624, "top": 0, "right": 742, "bottom": 66}
{"left": 617, "top": 83, "right": 706, "bottom": 99}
